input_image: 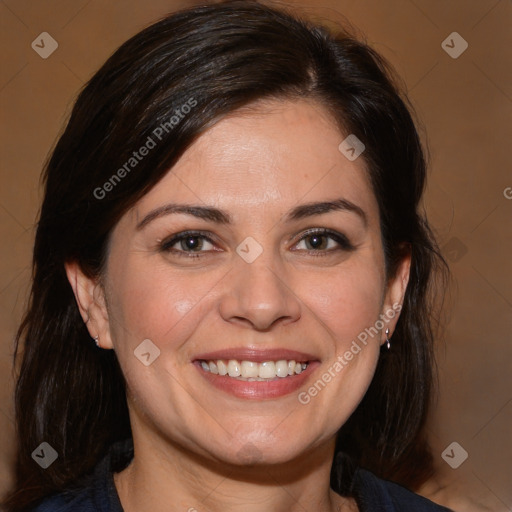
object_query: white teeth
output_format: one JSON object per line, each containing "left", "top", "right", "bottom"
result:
{"left": 258, "top": 361, "right": 276, "bottom": 379}
{"left": 200, "top": 359, "right": 309, "bottom": 380}
{"left": 217, "top": 360, "right": 228, "bottom": 376}
{"left": 275, "top": 360, "right": 289, "bottom": 378}
{"left": 241, "top": 361, "right": 259, "bottom": 378}
{"left": 227, "top": 359, "right": 241, "bottom": 377}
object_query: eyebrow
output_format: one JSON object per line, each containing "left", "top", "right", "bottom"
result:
{"left": 136, "top": 198, "right": 367, "bottom": 230}
{"left": 137, "top": 204, "right": 231, "bottom": 229}
{"left": 285, "top": 198, "right": 367, "bottom": 226}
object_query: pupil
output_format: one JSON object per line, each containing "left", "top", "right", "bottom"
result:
{"left": 308, "top": 235, "right": 324, "bottom": 249}
{"left": 184, "top": 237, "right": 201, "bottom": 250}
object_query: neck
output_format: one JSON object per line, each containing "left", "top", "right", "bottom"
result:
{"left": 114, "top": 429, "right": 357, "bottom": 512}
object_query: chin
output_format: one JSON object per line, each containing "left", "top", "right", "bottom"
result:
{"left": 210, "top": 430, "right": 318, "bottom": 468}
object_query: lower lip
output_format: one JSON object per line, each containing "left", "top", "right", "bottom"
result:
{"left": 194, "top": 362, "right": 319, "bottom": 400}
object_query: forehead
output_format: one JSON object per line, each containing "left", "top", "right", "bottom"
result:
{"left": 133, "top": 99, "right": 378, "bottom": 225}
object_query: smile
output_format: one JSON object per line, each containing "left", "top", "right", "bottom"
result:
{"left": 193, "top": 349, "right": 318, "bottom": 399}
{"left": 199, "top": 359, "right": 309, "bottom": 380}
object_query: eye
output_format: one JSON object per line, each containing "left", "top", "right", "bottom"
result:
{"left": 292, "top": 229, "right": 354, "bottom": 254}
{"left": 160, "top": 231, "right": 217, "bottom": 256}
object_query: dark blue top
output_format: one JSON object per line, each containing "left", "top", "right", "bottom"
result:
{"left": 31, "top": 440, "right": 452, "bottom": 512}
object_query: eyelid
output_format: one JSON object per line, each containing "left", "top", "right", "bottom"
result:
{"left": 158, "top": 228, "right": 354, "bottom": 256}
{"left": 159, "top": 230, "right": 221, "bottom": 253}
{"left": 290, "top": 228, "right": 355, "bottom": 251}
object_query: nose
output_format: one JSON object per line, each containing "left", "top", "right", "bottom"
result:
{"left": 218, "top": 259, "right": 301, "bottom": 331}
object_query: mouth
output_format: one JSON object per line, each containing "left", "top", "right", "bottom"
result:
{"left": 197, "top": 358, "right": 309, "bottom": 381}
{"left": 193, "top": 349, "right": 319, "bottom": 399}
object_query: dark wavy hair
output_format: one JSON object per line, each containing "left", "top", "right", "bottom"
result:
{"left": 3, "top": 1, "right": 448, "bottom": 509}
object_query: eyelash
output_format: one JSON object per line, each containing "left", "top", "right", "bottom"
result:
{"left": 159, "top": 230, "right": 217, "bottom": 259}
{"left": 159, "top": 228, "right": 354, "bottom": 259}
{"left": 292, "top": 228, "right": 355, "bottom": 255}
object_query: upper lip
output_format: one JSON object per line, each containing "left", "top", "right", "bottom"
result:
{"left": 193, "top": 348, "right": 318, "bottom": 363}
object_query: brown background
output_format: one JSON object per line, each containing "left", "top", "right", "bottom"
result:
{"left": 0, "top": 1, "right": 511, "bottom": 510}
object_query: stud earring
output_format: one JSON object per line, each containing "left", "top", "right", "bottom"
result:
{"left": 93, "top": 335, "right": 100, "bottom": 347}
{"left": 385, "top": 328, "right": 391, "bottom": 350}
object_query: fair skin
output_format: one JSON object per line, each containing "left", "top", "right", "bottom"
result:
{"left": 67, "top": 99, "right": 410, "bottom": 512}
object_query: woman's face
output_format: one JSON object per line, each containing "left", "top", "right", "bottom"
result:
{"left": 80, "top": 99, "right": 408, "bottom": 465}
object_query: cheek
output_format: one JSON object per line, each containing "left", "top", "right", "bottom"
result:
{"left": 105, "top": 255, "right": 222, "bottom": 356}
{"left": 300, "top": 264, "right": 385, "bottom": 349}
{"left": 294, "top": 266, "right": 384, "bottom": 429}
{"left": 104, "top": 263, "right": 223, "bottom": 423}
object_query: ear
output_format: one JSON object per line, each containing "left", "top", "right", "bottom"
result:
{"left": 380, "top": 250, "right": 411, "bottom": 345}
{"left": 65, "top": 262, "right": 114, "bottom": 349}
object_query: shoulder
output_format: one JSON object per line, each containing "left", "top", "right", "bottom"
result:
{"left": 27, "top": 474, "right": 122, "bottom": 512}
{"left": 28, "top": 487, "right": 98, "bottom": 512}
{"left": 28, "top": 439, "right": 132, "bottom": 512}
{"left": 28, "top": 478, "right": 123, "bottom": 512}
{"left": 353, "top": 468, "right": 454, "bottom": 512}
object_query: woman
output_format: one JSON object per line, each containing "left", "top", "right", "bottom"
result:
{"left": 3, "top": 1, "right": 451, "bottom": 510}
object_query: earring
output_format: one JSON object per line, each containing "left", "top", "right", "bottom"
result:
{"left": 93, "top": 335, "right": 100, "bottom": 347}
{"left": 385, "top": 328, "right": 391, "bottom": 350}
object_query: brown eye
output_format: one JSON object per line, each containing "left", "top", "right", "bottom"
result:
{"left": 293, "top": 229, "right": 354, "bottom": 253}
{"left": 160, "top": 231, "right": 216, "bottom": 255}
{"left": 179, "top": 235, "right": 205, "bottom": 251}
{"left": 304, "top": 234, "right": 330, "bottom": 250}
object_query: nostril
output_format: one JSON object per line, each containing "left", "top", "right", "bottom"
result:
{"left": 229, "top": 314, "right": 297, "bottom": 332}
